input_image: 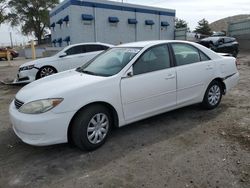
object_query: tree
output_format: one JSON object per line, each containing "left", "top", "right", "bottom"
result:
{"left": 175, "top": 18, "right": 188, "bottom": 29}
{"left": 194, "top": 18, "right": 212, "bottom": 36}
{"left": 8, "top": 0, "right": 59, "bottom": 44}
{"left": 0, "top": 0, "right": 8, "bottom": 24}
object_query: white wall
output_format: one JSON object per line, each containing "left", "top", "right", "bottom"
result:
{"left": 50, "top": 0, "right": 175, "bottom": 46}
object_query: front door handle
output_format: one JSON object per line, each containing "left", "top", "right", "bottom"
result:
{"left": 165, "top": 74, "right": 175, "bottom": 80}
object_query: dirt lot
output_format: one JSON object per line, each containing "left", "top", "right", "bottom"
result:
{"left": 0, "top": 54, "right": 249, "bottom": 188}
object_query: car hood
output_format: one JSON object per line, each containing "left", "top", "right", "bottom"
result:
{"left": 20, "top": 56, "right": 57, "bottom": 68}
{"left": 15, "top": 69, "right": 107, "bottom": 103}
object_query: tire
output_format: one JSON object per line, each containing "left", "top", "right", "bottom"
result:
{"left": 202, "top": 80, "right": 223, "bottom": 110}
{"left": 37, "top": 66, "right": 57, "bottom": 79}
{"left": 71, "top": 104, "right": 112, "bottom": 151}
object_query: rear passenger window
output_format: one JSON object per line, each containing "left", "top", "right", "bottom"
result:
{"left": 85, "top": 45, "right": 105, "bottom": 53}
{"left": 172, "top": 43, "right": 201, "bottom": 66}
{"left": 133, "top": 45, "right": 170, "bottom": 75}
{"left": 65, "top": 45, "right": 85, "bottom": 55}
{"left": 101, "top": 45, "right": 109, "bottom": 50}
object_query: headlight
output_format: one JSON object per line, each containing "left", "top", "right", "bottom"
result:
{"left": 19, "top": 65, "right": 35, "bottom": 71}
{"left": 19, "top": 98, "right": 63, "bottom": 114}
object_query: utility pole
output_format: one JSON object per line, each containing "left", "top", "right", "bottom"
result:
{"left": 9, "top": 32, "right": 13, "bottom": 48}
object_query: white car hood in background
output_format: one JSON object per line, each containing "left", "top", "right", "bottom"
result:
{"left": 15, "top": 70, "right": 106, "bottom": 103}
{"left": 20, "top": 56, "right": 58, "bottom": 68}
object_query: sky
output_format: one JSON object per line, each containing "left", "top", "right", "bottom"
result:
{"left": 0, "top": 0, "right": 249, "bottom": 46}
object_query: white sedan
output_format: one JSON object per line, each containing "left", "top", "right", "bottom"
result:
{"left": 9, "top": 40, "right": 239, "bottom": 150}
{"left": 15, "top": 42, "right": 113, "bottom": 83}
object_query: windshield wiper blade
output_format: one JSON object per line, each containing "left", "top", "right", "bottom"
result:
{"left": 81, "top": 70, "right": 98, "bottom": 76}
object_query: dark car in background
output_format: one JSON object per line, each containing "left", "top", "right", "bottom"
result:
{"left": 199, "top": 37, "right": 239, "bottom": 57}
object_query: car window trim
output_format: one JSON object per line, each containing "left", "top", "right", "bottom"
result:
{"left": 131, "top": 43, "right": 174, "bottom": 76}
{"left": 169, "top": 42, "right": 211, "bottom": 67}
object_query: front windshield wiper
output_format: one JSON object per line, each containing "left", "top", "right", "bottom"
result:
{"left": 75, "top": 67, "right": 95, "bottom": 75}
{"left": 76, "top": 67, "right": 109, "bottom": 77}
{"left": 81, "top": 70, "right": 99, "bottom": 76}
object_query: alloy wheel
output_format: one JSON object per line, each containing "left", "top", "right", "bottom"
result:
{"left": 40, "top": 67, "right": 56, "bottom": 78}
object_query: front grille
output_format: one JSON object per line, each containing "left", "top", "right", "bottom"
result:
{"left": 14, "top": 99, "right": 24, "bottom": 109}
{"left": 17, "top": 77, "right": 29, "bottom": 81}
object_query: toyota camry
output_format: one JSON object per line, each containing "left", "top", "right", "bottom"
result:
{"left": 9, "top": 40, "right": 239, "bottom": 150}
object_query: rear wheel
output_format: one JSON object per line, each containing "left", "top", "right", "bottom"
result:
{"left": 202, "top": 80, "right": 223, "bottom": 110}
{"left": 71, "top": 105, "right": 112, "bottom": 151}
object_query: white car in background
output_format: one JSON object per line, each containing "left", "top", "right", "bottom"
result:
{"left": 15, "top": 42, "right": 113, "bottom": 83}
{"left": 9, "top": 40, "right": 239, "bottom": 151}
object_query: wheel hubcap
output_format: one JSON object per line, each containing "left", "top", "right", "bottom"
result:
{"left": 208, "top": 85, "right": 221, "bottom": 106}
{"left": 87, "top": 113, "right": 109, "bottom": 144}
{"left": 40, "top": 67, "right": 55, "bottom": 77}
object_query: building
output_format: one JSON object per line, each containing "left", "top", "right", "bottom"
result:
{"left": 228, "top": 18, "right": 250, "bottom": 51}
{"left": 50, "top": 0, "right": 176, "bottom": 47}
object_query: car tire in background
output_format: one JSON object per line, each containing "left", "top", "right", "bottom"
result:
{"left": 71, "top": 104, "right": 112, "bottom": 151}
{"left": 37, "top": 66, "right": 57, "bottom": 79}
{"left": 202, "top": 80, "right": 223, "bottom": 110}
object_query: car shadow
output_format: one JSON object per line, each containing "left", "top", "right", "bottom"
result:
{"left": 0, "top": 103, "right": 228, "bottom": 186}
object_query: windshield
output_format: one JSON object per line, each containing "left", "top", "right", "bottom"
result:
{"left": 77, "top": 47, "right": 141, "bottom": 77}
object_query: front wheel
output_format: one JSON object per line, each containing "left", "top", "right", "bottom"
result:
{"left": 37, "top": 66, "right": 57, "bottom": 79}
{"left": 71, "top": 105, "right": 112, "bottom": 151}
{"left": 202, "top": 80, "right": 223, "bottom": 110}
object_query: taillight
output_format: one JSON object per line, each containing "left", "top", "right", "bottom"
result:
{"left": 235, "top": 59, "right": 240, "bottom": 69}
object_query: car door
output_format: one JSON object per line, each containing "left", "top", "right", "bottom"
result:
{"left": 216, "top": 38, "right": 227, "bottom": 53}
{"left": 58, "top": 45, "right": 87, "bottom": 71}
{"left": 121, "top": 44, "right": 177, "bottom": 122}
{"left": 171, "top": 43, "right": 215, "bottom": 106}
{"left": 223, "top": 37, "right": 235, "bottom": 53}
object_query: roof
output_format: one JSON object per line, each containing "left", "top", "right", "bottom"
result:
{"left": 66, "top": 42, "right": 114, "bottom": 48}
{"left": 117, "top": 40, "right": 194, "bottom": 48}
{"left": 50, "top": 0, "right": 175, "bottom": 17}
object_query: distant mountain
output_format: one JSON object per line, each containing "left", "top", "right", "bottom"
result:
{"left": 209, "top": 14, "right": 250, "bottom": 32}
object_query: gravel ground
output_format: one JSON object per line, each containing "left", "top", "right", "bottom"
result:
{"left": 0, "top": 54, "right": 249, "bottom": 188}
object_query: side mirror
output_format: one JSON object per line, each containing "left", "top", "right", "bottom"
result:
{"left": 122, "top": 67, "right": 133, "bottom": 78}
{"left": 59, "top": 52, "right": 67, "bottom": 58}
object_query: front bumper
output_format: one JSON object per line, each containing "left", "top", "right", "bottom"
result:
{"left": 9, "top": 100, "right": 75, "bottom": 146}
{"left": 14, "top": 69, "right": 38, "bottom": 83}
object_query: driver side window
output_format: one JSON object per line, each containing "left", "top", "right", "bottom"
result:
{"left": 133, "top": 45, "right": 170, "bottom": 75}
